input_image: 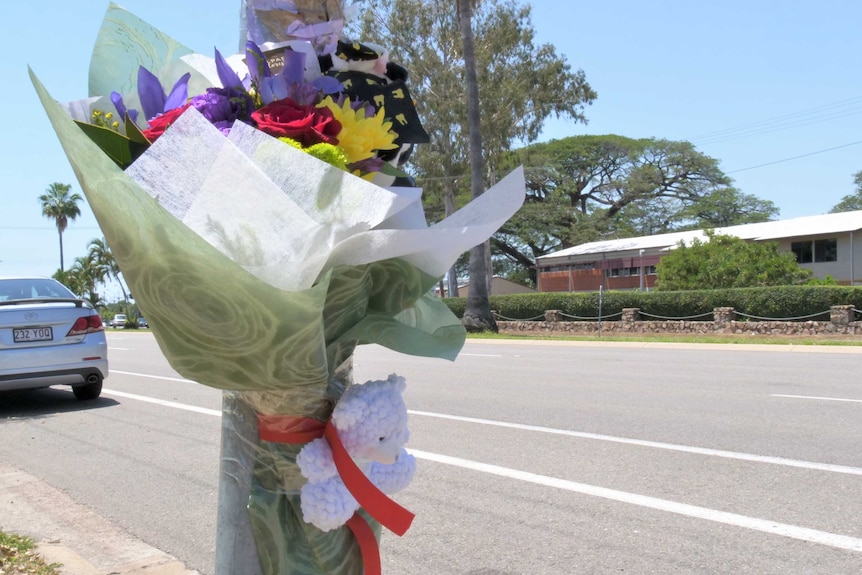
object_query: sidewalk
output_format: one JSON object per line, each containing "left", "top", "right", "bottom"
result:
{"left": 0, "top": 464, "right": 200, "bottom": 575}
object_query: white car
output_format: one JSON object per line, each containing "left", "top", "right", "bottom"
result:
{"left": 0, "top": 277, "right": 108, "bottom": 400}
{"left": 110, "top": 313, "right": 128, "bottom": 328}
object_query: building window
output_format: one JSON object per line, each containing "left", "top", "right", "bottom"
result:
{"left": 792, "top": 239, "right": 837, "bottom": 263}
{"left": 607, "top": 266, "right": 652, "bottom": 278}
{"left": 814, "top": 239, "right": 837, "bottom": 262}
{"left": 791, "top": 241, "right": 812, "bottom": 263}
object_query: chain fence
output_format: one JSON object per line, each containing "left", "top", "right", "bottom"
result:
{"left": 492, "top": 307, "right": 862, "bottom": 322}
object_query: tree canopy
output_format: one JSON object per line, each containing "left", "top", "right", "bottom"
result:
{"left": 674, "top": 187, "right": 779, "bottom": 229}
{"left": 495, "top": 135, "right": 777, "bottom": 282}
{"left": 352, "top": 0, "right": 596, "bottom": 224}
{"left": 655, "top": 231, "right": 812, "bottom": 291}
{"left": 829, "top": 170, "right": 862, "bottom": 213}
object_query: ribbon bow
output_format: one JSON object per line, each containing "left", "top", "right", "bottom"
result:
{"left": 257, "top": 414, "right": 415, "bottom": 574}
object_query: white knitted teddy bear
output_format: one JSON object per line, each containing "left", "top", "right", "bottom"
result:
{"left": 296, "top": 373, "right": 416, "bottom": 531}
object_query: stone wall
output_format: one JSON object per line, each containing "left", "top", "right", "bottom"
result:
{"left": 497, "top": 306, "right": 862, "bottom": 337}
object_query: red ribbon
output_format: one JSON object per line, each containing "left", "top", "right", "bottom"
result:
{"left": 257, "top": 414, "right": 326, "bottom": 444}
{"left": 256, "top": 414, "right": 415, "bottom": 574}
{"left": 346, "top": 514, "right": 381, "bottom": 575}
{"left": 324, "top": 420, "right": 415, "bottom": 536}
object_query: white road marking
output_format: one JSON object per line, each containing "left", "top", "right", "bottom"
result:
{"left": 111, "top": 370, "right": 195, "bottom": 384}
{"left": 458, "top": 353, "right": 503, "bottom": 357}
{"left": 107, "top": 371, "right": 862, "bottom": 476}
{"left": 411, "top": 449, "right": 862, "bottom": 553}
{"left": 408, "top": 410, "right": 862, "bottom": 476}
{"left": 771, "top": 394, "right": 862, "bottom": 404}
{"left": 101, "top": 385, "right": 862, "bottom": 553}
{"left": 102, "top": 389, "right": 221, "bottom": 416}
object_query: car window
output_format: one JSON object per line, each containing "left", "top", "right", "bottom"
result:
{"left": 0, "top": 278, "right": 76, "bottom": 300}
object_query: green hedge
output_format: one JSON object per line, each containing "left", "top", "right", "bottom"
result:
{"left": 442, "top": 286, "right": 862, "bottom": 322}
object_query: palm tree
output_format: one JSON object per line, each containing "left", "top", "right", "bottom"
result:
{"left": 88, "top": 237, "right": 129, "bottom": 304}
{"left": 69, "top": 255, "right": 106, "bottom": 305}
{"left": 457, "top": 0, "right": 497, "bottom": 332}
{"left": 39, "top": 182, "right": 83, "bottom": 272}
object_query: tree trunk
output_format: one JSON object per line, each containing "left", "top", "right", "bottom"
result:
{"left": 444, "top": 182, "right": 459, "bottom": 298}
{"left": 58, "top": 230, "right": 65, "bottom": 272}
{"left": 458, "top": 0, "right": 496, "bottom": 332}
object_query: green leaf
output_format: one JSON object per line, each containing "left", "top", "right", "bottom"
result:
{"left": 379, "top": 162, "right": 408, "bottom": 178}
{"left": 73, "top": 120, "right": 149, "bottom": 169}
{"left": 125, "top": 114, "right": 150, "bottom": 145}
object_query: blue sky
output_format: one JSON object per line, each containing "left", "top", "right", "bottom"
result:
{"left": 3, "top": 0, "right": 862, "bottom": 295}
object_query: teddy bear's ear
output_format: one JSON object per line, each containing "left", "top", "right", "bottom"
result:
{"left": 386, "top": 373, "right": 406, "bottom": 393}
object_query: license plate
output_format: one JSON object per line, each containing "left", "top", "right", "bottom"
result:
{"left": 13, "top": 327, "right": 53, "bottom": 343}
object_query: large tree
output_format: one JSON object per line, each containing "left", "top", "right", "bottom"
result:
{"left": 655, "top": 231, "right": 812, "bottom": 291}
{"left": 456, "top": 0, "right": 496, "bottom": 331}
{"left": 39, "top": 182, "right": 83, "bottom": 271}
{"left": 353, "top": 0, "right": 596, "bottom": 293}
{"left": 830, "top": 170, "right": 862, "bottom": 213}
{"left": 496, "top": 135, "right": 746, "bottom": 281}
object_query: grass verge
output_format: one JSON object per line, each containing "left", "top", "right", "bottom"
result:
{"left": 0, "top": 531, "right": 61, "bottom": 575}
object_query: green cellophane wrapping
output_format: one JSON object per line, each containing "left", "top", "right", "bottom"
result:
{"left": 31, "top": 6, "right": 524, "bottom": 572}
{"left": 32, "top": 71, "right": 465, "bottom": 574}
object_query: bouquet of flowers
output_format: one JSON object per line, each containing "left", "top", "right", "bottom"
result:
{"left": 31, "top": 2, "right": 525, "bottom": 574}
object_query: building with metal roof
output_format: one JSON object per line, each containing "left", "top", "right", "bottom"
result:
{"left": 535, "top": 210, "right": 862, "bottom": 292}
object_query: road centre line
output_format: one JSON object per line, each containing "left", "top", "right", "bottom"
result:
{"left": 101, "top": 386, "right": 862, "bottom": 553}
{"left": 771, "top": 394, "right": 862, "bottom": 404}
{"left": 104, "top": 374, "right": 862, "bottom": 477}
{"left": 408, "top": 410, "right": 862, "bottom": 476}
{"left": 412, "top": 449, "right": 862, "bottom": 553}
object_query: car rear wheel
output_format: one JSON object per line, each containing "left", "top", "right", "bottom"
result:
{"left": 73, "top": 378, "right": 103, "bottom": 400}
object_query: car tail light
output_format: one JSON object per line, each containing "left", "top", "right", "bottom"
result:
{"left": 67, "top": 314, "right": 105, "bottom": 336}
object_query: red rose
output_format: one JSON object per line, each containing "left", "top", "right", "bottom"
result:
{"left": 142, "top": 104, "right": 191, "bottom": 142}
{"left": 251, "top": 99, "right": 341, "bottom": 147}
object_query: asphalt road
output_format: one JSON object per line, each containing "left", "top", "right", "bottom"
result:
{"left": 1, "top": 333, "right": 860, "bottom": 574}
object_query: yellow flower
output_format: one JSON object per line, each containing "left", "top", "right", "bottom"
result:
{"left": 317, "top": 97, "right": 398, "bottom": 164}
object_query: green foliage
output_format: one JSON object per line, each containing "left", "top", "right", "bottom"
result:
{"left": 0, "top": 531, "right": 62, "bottom": 574}
{"left": 74, "top": 119, "right": 149, "bottom": 169}
{"left": 674, "top": 187, "right": 779, "bottom": 229}
{"left": 807, "top": 274, "right": 839, "bottom": 286}
{"left": 496, "top": 135, "right": 765, "bottom": 282}
{"left": 829, "top": 170, "right": 862, "bottom": 213}
{"left": 88, "top": 237, "right": 130, "bottom": 304}
{"left": 353, "top": 0, "right": 596, "bottom": 214}
{"left": 655, "top": 231, "right": 812, "bottom": 291}
{"left": 441, "top": 286, "right": 862, "bottom": 322}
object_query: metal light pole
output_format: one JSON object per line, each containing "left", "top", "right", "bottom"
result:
{"left": 215, "top": 393, "right": 263, "bottom": 575}
{"left": 639, "top": 249, "right": 645, "bottom": 291}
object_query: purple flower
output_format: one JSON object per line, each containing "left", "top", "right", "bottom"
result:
{"left": 215, "top": 48, "right": 244, "bottom": 90}
{"left": 110, "top": 91, "right": 139, "bottom": 124}
{"left": 138, "top": 66, "right": 191, "bottom": 121}
{"left": 247, "top": 41, "right": 343, "bottom": 106}
{"left": 189, "top": 87, "right": 253, "bottom": 135}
